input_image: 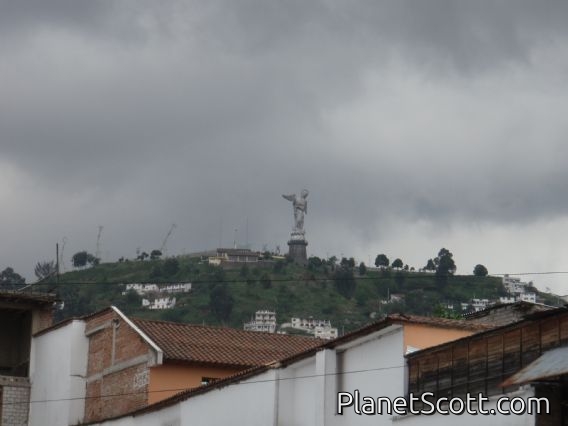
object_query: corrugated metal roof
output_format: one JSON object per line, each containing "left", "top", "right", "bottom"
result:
{"left": 502, "top": 346, "right": 568, "bottom": 387}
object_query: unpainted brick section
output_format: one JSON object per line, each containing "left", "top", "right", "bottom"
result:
{"left": 84, "top": 310, "right": 153, "bottom": 423}
{"left": 36, "top": 308, "right": 54, "bottom": 333}
{"left": 1, "top": 381, "right": 31, "bottom": 426}
{"left": 85, "top": 364, "right": 149, "bottom": 422}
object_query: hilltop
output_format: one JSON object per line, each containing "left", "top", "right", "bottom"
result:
{"left": 38, "top": 255, "right": 560, "bottom": 333}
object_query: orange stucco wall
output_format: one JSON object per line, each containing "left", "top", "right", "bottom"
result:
{"left": 148, "top": 364, "right": 242, "bottom": 404}
{"left": 403, "top": 324, "right": 473, "bottom": 352}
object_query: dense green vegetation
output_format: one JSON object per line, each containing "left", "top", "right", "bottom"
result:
{"left": 28, "top": 253, "right": 558, "bottom": 333}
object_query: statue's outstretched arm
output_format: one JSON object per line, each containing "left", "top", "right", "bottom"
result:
{"left": 282, "top": 194, "right": 296, "bottom": 202}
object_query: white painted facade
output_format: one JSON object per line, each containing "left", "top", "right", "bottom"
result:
{"left": 123, "top": 283, "right": 191, "bottom": 296}
{"left": 161, "top": 283, "right": 192, "bottom": 293}
{"left": 29, "top": 320, "right": 89, "bottom": 426}
{"left": 244, "top": 310, "right": 277, "bottom": 333}
{"left": 500, "top": 294, "right": 537, "bottom": 304}
{"left": 284, "top": 316, "right": 339, "bottom": 340}
{"left": 502, "top": 275, "right": 533, "bottom": 295}
{"left": 123, "top": 283, "right": 159, "bottom": 295}
{"left": 141, "top": 297, "right": 176, "bottom": 309}
{"left": 314, "top": 325, "right": 338, "bottom": 340}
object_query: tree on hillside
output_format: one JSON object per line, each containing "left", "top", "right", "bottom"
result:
{"left": 72, "top": 251, "right": 99, "bottom": 268}
{"left": 308, "top": 256, "right": 322, "bottom": 270}
{"left": 434, "top": 248, "right": 456, "bottom": 276}
{"left": 333, "top": 266, "right": 357, "bottom": 299}
{"left": 34, "top": 261, "right": 56, "bottom": 281}
{"left": 86, "top": 253, "right": 100, "bottom": 266}
{"left": 473, "top": 264, "right": 488, "bottom": 277}
{"left": 375, "top": 254, "right": 389, "bottom": 268}
{"left": 358, "top": 262, "right": 367, "bottom": 276}
{"left": 340, "top": 257, "right": 355, "bottom": 269}
{"left": 424, "top": 259, "right": 436, "bottom": 271}
{"left": 0, "top": 267, "right": 26, "bottom": 289}
{"left": 163, "top": 258, "right": 179, "bottom": 276}
{"left": 150, "top": 250, "right": 162, "bottom": 260}
{"left": 72, "top": 251, "right": 88, "bottom": 268}
{"left": 209, "top": 283, "right": 234, "bottom": 322}
{"left": 260, "top": 273, "right": 272, "bottom": 289}
{"left": 392, "top": 258, "right": 403, "bottom": 269}
{"left": 137, "top": 251, "right": 149, "bottom": 261}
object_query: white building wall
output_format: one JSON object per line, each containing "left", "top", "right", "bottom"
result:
{"left": 329, "top": 326, "right": 405, "bottom": 426}
{"left": 29, "top": 320, "right": 89, "bottom": 426}
{"left": 278, "top": 358, "right": 318, "bottom": 425}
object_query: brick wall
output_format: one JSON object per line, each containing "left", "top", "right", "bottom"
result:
{"left": 0, "top": 376, "right": 30, "bottom": 426}
{"left": 33, "top": 308, "right": 54, "bottom": 334}
{"left": 84, "top": 309, "right": 154, "bottom": 423}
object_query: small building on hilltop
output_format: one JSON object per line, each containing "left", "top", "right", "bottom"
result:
{"left": 208, "top": 248, "right": 260, "bottom": 266}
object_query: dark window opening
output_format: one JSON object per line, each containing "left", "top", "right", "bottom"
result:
{"left": 0, "top": 310, "right": 32, "bottom": 377}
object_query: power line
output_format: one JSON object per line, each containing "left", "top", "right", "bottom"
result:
{"left": 4, "top": 364, "right": 405, "bottom": 406}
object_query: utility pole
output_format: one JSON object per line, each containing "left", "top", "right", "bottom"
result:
{"left": 56, "top": 243, "right": 60, "bottom": 285}
{"left": 160, "top": 224, "right": 177, "bottom": 257}
{"left": 95, "top": 226, "right": 103, "bottom": 261}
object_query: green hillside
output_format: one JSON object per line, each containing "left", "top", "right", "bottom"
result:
{"left": 36, "top": 255, "right": 559, "bottom": 333}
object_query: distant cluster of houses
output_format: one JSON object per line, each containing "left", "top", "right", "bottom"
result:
{"left": 383, "top": 275, "right": 540, "bottom": 314}
{"left": 4, "top": 290, "right": 567, "bottom": 426}
{"left": 244, "top": 310, "right": 339, "bottom": 340}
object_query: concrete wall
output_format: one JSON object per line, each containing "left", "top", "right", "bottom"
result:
{"left": 330, "top": 326, "right": 406, "bottom": 426}
{"left": 29, "top": 320, "right": 89, "bottom": 426}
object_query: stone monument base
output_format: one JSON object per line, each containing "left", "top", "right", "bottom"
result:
{"left": 287, "top": 239, "right": 308, "bottom": 266}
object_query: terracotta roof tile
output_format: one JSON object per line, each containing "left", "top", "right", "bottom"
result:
{"left": 131, "top": 318, "right": 324, "bottom": 367}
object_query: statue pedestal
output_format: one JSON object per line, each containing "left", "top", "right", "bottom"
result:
{"left": 287, "top": 238, "right": 308, "bottom": 266}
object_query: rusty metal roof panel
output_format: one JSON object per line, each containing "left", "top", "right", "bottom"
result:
{"left": 502, "top": 346, "right": 568, "bottom": 387}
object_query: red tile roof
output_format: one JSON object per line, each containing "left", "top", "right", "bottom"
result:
{"left": 131, "top": 318, "right": 324, "bottom": 367}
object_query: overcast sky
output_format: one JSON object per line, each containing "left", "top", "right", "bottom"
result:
{"left": 2, "top": 1, "right": 568, "bottom": 295}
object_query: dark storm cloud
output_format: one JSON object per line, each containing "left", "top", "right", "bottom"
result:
{"left": 1, "top": 0, "right": 568, "bottom": 286}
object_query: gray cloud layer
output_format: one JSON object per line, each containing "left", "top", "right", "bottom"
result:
{"left": 1, "top": 1, "right": 568, "bottom": 292}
